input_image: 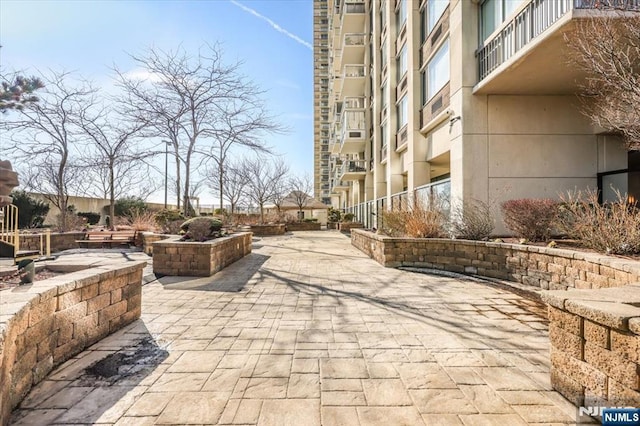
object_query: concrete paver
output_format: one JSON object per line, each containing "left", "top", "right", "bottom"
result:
{"left": 10, "top": 231, "right": 589, "bottom": 425}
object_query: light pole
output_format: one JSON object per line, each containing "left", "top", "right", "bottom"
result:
{"left": 163, "top": 140, "right": 170, "bottom": 209}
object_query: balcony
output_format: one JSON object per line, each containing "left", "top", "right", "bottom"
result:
{"left": 339, "top": 160, "right": 368, "bottom": 181}
{"left": 339, "top": 64, "right": 366, "bottom": 98}
{"left": 475, "top": 0, "right": 640, "bottom": 95}
{"left": 332, "top": 180, "right": 350, "bottom": 192}
{"left": 340, "top": 33, "right": 366, "bottom": 67}
{"left": 340, "top": 0, "right": 366, "bottom": 34}
{"left": 339, "top": 108, "right": 366, "bottom": 154}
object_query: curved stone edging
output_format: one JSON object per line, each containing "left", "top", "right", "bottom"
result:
{"left": 152, "top": 232, "right": 252, "bottom": 277}
{"left": 351, "top": 229, "right": 640, "bottom": 290}
{"left": 0, "top": 261, "right": 146, "bottom": 425}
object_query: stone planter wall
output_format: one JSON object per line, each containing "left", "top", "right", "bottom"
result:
{"left": 351, "top": 229, "right": 640, "bottom": 290}
{"left": 0, "top": 261, "right": 146, "bottom": 425}
{"left": 248, "top": 224, "right": 285, "bottom": 236}
{"left": 287, "top": 222, "right": 321, "bottom": 231}
{"left": 542, "top": 286, "right": 640, "bottom": 410}
{"left": 19, "top": 232, "right": 85, "bottom": 253}
{"left": 152, "top": 232, "right": 252, "bottom": 277}
{"left": 141, "top": 232, "right": 172, "bottom": 255}
{"left": 327, "top": 222, "right": 338, "bottom": 230}
{"left": 338, "top": 222, "right": 364, "bottom": 232}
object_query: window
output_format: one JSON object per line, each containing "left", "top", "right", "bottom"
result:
{"left": 396, "top": 0, "right": 407, "bottom": 34}
{"left": 427, "top": 0, "right": 448, "bottom": 34}
{"left": 397, "top": 45, "right": 408, "bottom": 81}
{"left": 397, "top": 95, "right": 408, "bottom": 129}
{"left": 381, "top": 39, "right": 388, "bottom": 67}
{"left": 480, "top": 0, "right": 524, "bottom": 41}
{"left": 381, "top": 123, "right": 388, "bottom": 147}
{"left": 426, "top": 39, "right": 449, "bottom": 100}
{"left": 381, "top": 84, "right": 388, "bottom": 109}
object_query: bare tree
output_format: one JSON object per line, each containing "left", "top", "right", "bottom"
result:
{"left": 76, "top": 100, "right": 152, "bottom": 229}
{"left": 1, "top": 71, "right": 92, "bottom": 230}
{"left": 289, "top": 173, "right": 314, "bottom": 220}
{"left": 115, "top": 44, "right": 274, "bottom": 217}
{"left": 209, "top": 158, "right": 249, "bottom": 215}
{"left": 243, "top": 156, "right": 289, "bottom": 224}
{"left": 567, "top": 14, "right": 640, "bottom": 149}
{"left": 271, "top": 175, "right": 291, "bottom": 222}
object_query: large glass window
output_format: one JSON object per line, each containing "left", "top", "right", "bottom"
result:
{"left": 381, "top": 39, "right": 388, "bottom": 69}
{"left": 427, "top": 0, "right": 448, "bottom": 33}
{"left": 397, "top": 95, "right": 408, "bottom": 129}
{"left": 397, "top": 45, "right": 408, "bottom": 81}
{"left": 396, "top": 0, "right": 407, "bottom": 34}
{"left": 381, "top": 84, "right": 388, "bottom": 109}
{"left": 481, "top": 0, "right": 524, "bottom": 41}
{"left": 426, "top": 39, "right": 449, "bottom": 99}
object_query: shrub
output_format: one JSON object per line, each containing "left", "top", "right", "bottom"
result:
{"left": 328, "top": 207, "right": 341, "bottom": 223}
{"left": 180, "top": 217, "right": 223, "bottom": 241}
{"left": 500, "top": 198, "right": 560, "bottom": 241}
{"left": 10, "top": 190, "right": 50, "bottom": 228}
{"left": 78, "top": 212, "right": 101, "bottom": 225}
{"left": 122, "top": 210, "right": 158, "bottom": 232}
{"left": 155, "top": 209, "right": 185, "bottom": 233}
{"left": 559, "top": 189, "right": 640, "bottom": 254}
{"left": 303, "top": 218, "right": 318, "bottom": 222}
{"left": 342, "top": 213, "right": 355, "bottom": 222}
{"left": 114, "top": 196, "right": 147, "bottom": 218}
{"left": 55, "top": 213, "right": 86, "bottom": 232}
{"left": 380, "top": 197, "right": 447, "bottom": 238}
{"left": 449, "top": 198, "right": 494, "bottom": 240}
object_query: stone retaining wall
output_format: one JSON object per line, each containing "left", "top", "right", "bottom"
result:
{"left": 141, "top": 232, "right": 172, "bottom": 255}
{"left": 248, "top": 224, "right": 285, "bottom": 236}
{"left": 0, "top": 261, "right": 146, "bottom": 425}
{"left": 287, "top": 222, "right": 321, "bottom": 231}
{"left": 542, "top": 286, "right": 640, "bottom": 410}
{"left": 19, "top": 232, "right": 85, "bottom": 253}
{"left": 351, "top": 229, "right": 640, "bottom": 290}
{"left": 152, "top": 232, "right": 252, "bottom": 277}
{"left": 339, "top": 222, "right": 364, "bottom": 232}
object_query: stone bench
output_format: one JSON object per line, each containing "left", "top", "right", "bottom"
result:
{"left": 0, "top": 261, "right": 146, "bottom": 425}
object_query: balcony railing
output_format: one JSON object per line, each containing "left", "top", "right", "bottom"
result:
{"left": 343, "top": 33, "right": 365, "bottom": 46}
{"left": 477, "top": 0, "right": 640, "bottom": 81}
{"left": 380, "top": 144, "right": 388, "bottom": 162}
{"left": 343, "top": 64, "right": 366, "bottom": 78}
{"left": 341, "top": 160, "right": 368, "bottom": 176}
{"left": 340, "top": 109, "right": 366, "bottom": 144}
{"left": 341, "top": 0, "right": 366, "bottom": 15}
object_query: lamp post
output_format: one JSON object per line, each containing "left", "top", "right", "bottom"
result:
{"left": 163, "top": 140, "right": 170, "bottom": 209}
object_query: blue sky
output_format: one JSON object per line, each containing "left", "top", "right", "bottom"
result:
{"left": 0, "top": 0, "right": 313, "bottom": 204}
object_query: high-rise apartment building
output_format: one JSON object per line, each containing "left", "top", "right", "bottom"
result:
{"left": 313, "top": 0, "right": 332, "bottom": 205}
{"left": 314, "top": 0, "right": 639, "bottom": 232}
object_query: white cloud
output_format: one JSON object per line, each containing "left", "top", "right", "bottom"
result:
{"left": 123, "top": 69, "right": 164, "bottom": 83}
{"left": 230, "top": 0, "right": 313, "bottom": 51}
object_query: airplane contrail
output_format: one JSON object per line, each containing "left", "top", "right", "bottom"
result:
{"left": 230, "top": 0, "right": 313, "bottom": 51}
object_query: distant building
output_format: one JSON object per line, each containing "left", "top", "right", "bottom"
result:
{"left": 313, "top": 0, "right": 639, "bottom": 233}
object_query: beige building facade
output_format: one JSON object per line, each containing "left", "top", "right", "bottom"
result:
{"left": 313, "top": 0, "right": 639, "bottom": 233}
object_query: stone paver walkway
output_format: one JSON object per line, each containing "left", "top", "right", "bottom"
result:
{"left": 11, "top": 231, "right": 587, "bottom": 425}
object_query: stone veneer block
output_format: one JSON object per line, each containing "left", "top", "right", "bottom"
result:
{"left": 0, "top": 261, "right": 146, "bottom": 426}
{"left": 351, "top": 229, "right": 640, "bottom": 291}
{"left": 152, "top": 232, "right": 252, "bottom": 277}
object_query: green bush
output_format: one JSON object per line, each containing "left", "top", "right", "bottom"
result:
{"left": 303, "top": 218, "right": 318, "bottom": 223}
{"left": 342, "top": 213, "right": 355, "bottom": 222}
{"left": 501, "top": 198, "right": 560, "bottom": 242}
{"left": 10, "top": 190, "right": 50, "bottom": 228}
{"left": 328, "top": 207, "right": 341, "bottom": 223}
{"left": 78, "top": 212, "right": 101, "bottom": 225}
{"left": 180, "top": 217, "right": 223, "bottom": 240}
{"left": 115, "top": 196, "right": 147, "bottom": 218}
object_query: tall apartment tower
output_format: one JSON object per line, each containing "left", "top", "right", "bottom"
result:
{"left": 316, "top": 0, "right": 639, "bottom": 232}
{"left": 313, "top": 0, "right": 332, "bottom": 205}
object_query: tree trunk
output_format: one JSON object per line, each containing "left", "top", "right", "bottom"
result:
{"left": 260, "top": 204, "right": 264, "bottom": 224}
{"left": 109, "top": 159, "right": 116, "bottom": 230}
{"left": 175, "top": 150, "right": 181, "bottom": 210}
{"left": 183, "top": 152, "right": 191, "bottom": 217}
{"left": 219, "top": 168, "right": 224, "bottom": 215}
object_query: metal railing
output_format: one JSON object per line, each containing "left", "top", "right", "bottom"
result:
{"left": 0, "top": 204, "right": 19, "bottom": 253}
{"left": 477, "top": 0, "right": 640, "bottom": 81}
{"left": 343, "top": 33, "right": 365, "bottom": 46}
{"left": 343, "top": 64, "right": 366, "bottom": 78}
{"left": 340, "top": 160, "right": 368, "bottom": 176}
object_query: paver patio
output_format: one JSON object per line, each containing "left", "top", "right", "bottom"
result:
{"left": 10, "top": 231, "right": 592, "bottom": 425}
